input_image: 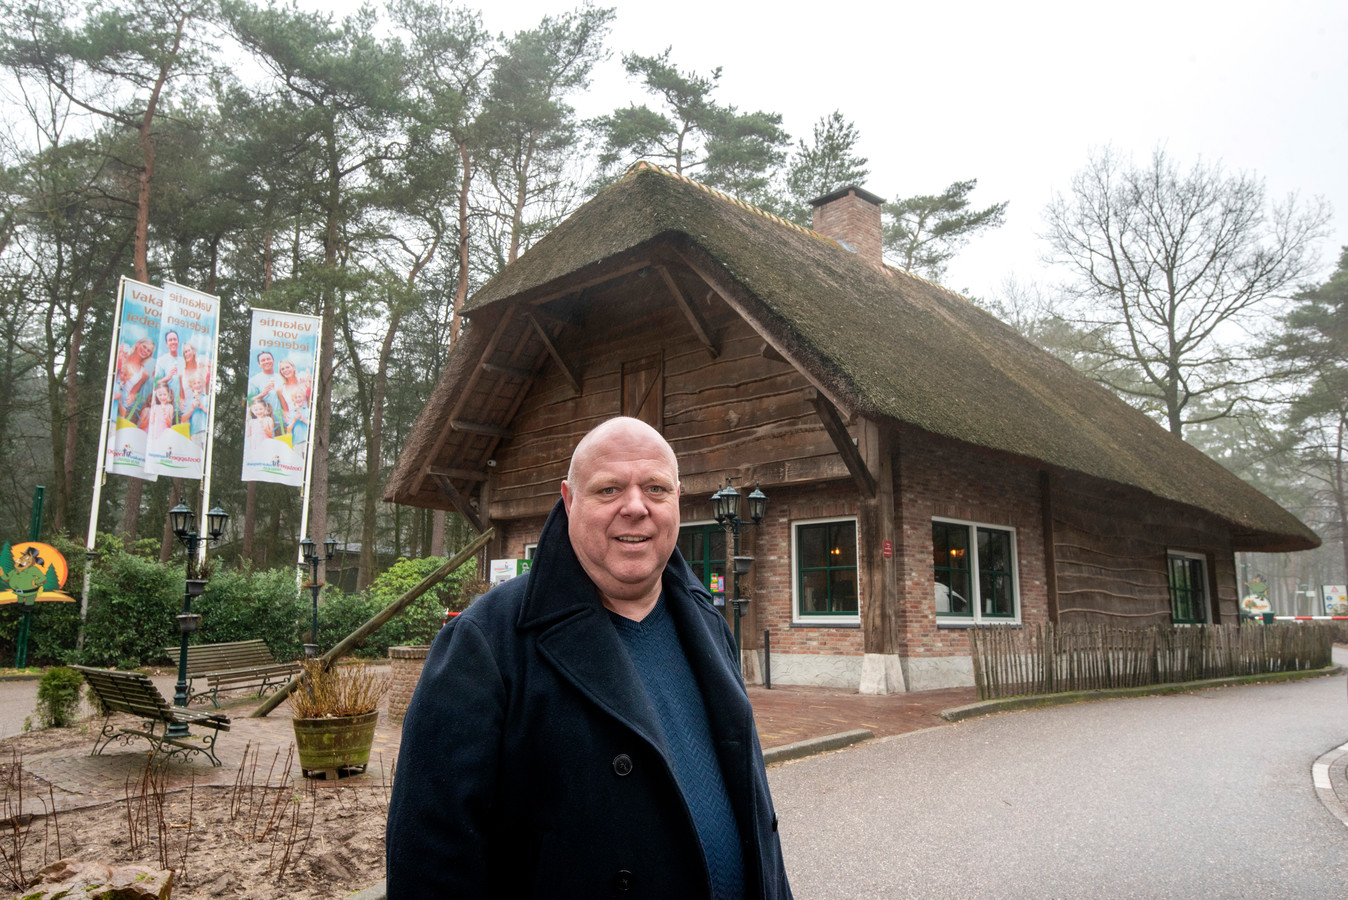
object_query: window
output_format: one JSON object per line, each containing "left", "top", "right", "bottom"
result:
{"left": 1167, "top": 552, "right": 1209, "bottom": 624}
{"left": 794, "top": 519, "right": 859, "bottom": 621}
{"left": 932, "top": 519, "right": 1018, "bottom": 623}
{"left": 678, "top": 523, "right": 727, "bottom": 607}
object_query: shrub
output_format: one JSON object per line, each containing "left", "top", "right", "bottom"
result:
{"left": 32, "top": 666, "right": 84, "bottom": 728}
{"left": 315, "top": 556, "right": 478, "bottom": 658}
{"left": 79, "top": 551, "right": 182, "bottom": 668}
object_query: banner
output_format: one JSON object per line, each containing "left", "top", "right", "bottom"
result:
{"left": 145, "top": 282, "right": 220, "bottom": 478}
{"left": 242, "top": 308, "right": 320, "bottom": 486}
{"left": 103, "top": 279, "right": 162, "bottom": 481}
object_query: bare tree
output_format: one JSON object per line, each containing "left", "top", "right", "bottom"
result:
{"left": 1043, "top": 145, "right": 1331, "bottom": 437}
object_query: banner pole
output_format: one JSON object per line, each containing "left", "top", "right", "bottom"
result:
{"left": 296, "top": 334, "right": 323, "bottom": 567}
{"left": 80, "top": 276, "right": 129, "bottom": 650}
{"left": 196, "top": 287, "right": 225, "bottom": 568}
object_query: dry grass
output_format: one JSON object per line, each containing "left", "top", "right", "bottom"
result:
{"left": 287, "top": 661, "right": 389, "bottom": 719}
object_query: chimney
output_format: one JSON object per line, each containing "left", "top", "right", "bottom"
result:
{"left": 809, "top": 185, "right": 885, "bottom": 265}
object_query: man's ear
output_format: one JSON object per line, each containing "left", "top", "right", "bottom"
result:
{"left": 560, "top": 479, "right": 573, "bottom": 511}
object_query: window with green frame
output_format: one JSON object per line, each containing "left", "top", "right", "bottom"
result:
{"left": 795, "top": 520, "right": 858, "bottom": 618}
{"left": 1167, "top": 552, "right": 1209, "bottom": 624}
{"left": 932, "top": 519, "right": 1017, "bottom": 621}
{"left": 678, "top": 523, "right": 727, "bottom": 606}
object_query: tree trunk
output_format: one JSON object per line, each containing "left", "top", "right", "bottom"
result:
{"left": 452, "top": 142, "right": 472, "bottom": 342}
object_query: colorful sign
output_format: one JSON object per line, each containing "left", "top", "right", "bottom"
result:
{"left": 242, "top": 308, "right": 321, "bottom": 487}
{"left": 146, "top": 282, "right": 219, "bottom": 478}
{"left": 103, "top": 279, "right": 163, "bottom": 481}
{"left": 489, "top": 559, "right": 531, "bottom": 586}
{"left": 1323, "top": 585, "right": 1347, "bottom": 616}
{"left": 0, "top": 542, "right": 73, "bottom": 605}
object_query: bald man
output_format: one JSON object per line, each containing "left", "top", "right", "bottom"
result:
{"left": 387, "top": 418, "right": 792, "bottom": 899}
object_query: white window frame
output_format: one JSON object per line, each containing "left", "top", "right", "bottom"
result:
{"left": 933, "top": 516, "right": 1021, "bottom": 626}
{"left": 791, "top": 516, "right": 861, "bottom": 625}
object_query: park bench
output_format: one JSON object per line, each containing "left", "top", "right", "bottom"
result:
{"left": 71, "top": 665, "right": 230, "bottom": 767}
{"left": 160, "top": 639, "right": 301, "bottom": 709}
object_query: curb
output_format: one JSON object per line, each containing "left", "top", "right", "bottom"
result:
{"left": 763, "top": 728, "right": 874, "bottom": 765}
{"left": 1313, "top": 739, "right": 1348, "bottom": 830}
{"left": 349, "top": 883, "right": 387, "bottom": 900}
{"left": 939, "top": 665, "right": 1344, "bottom": 722}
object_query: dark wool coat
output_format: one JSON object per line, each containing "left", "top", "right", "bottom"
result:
{"left": 386, "top": 500, "right": 792, "bottom": 899}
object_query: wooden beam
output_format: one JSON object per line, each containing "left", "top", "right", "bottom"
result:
{"left": 656, "top": 265, "right": 719, "bottom": 358}
{"left": 526, "top": 311, "right": 582, "bottom": 395}
{"left": 412, "top": 306, "right": 516, "bottom": 496}
{"left": 451, "top": 419, "right": 512, "bottom": 438}
{"left": 434, "top": 474, "right": 484, "bottom": 533}
{"left": 427, "top": 466, "right": 487, "bottom": 482}
{"left": 804, "top": 388, "right": 876, "bottom": 499}
{"left": 481, "top": 361, "right": 531, "bottom": 380}
{"left": 507, "top": 257, "right": 653, "bottom": 309}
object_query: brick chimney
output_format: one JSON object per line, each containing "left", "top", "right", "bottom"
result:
{"left": 809, "top": 185, "right": 885, "bottom": 265}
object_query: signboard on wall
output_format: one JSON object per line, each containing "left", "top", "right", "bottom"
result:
{"left": 1323, "top": 585, "right": 1348, "bottom": 616}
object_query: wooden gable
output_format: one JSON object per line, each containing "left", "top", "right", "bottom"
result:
{"left": 477, "top": 261, "right": 852, "bottom": 522}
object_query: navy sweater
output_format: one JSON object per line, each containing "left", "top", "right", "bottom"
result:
{"left": 610, "top": 596, "right": 746, "bottom": 899}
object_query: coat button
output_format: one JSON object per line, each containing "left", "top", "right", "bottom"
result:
{"left": 613, "top": 869, "right": 634, "bottom": 892}
{"left": 611, "top": 754, "right": 633, "bottom": 776}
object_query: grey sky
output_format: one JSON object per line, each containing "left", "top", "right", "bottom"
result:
{"left": 325, "top": 0, "right": 1348, "bottom": 300}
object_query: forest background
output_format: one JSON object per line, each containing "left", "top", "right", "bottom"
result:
{"left": 2, "top": 0, "right": 1345, "bottom": 657}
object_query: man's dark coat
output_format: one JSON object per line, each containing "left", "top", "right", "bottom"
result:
{"left": 386, "top": 500, "right": 792, "bottom": 899}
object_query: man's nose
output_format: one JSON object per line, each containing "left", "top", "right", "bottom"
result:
{"left": 618, "top": 485, "right": 648, "bottom": 515}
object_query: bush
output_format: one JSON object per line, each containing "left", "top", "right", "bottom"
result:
{"left": 79, "top": 551, "right": 182, "bottom": 668}
{"left": 315, "top": 556, "right": 478, "bottom": 658}
{"left": 192, "top": 565, "right": 307, "bottom": 662}
{"left": 32, "top": 666, "right": 84, "bottom": 728}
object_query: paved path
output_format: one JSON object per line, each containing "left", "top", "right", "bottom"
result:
{"left": 3, "top": 670, "right": 978, "bottom": 814}
{"left": 770, "top": 651, "right": 1348, "bottom": 898}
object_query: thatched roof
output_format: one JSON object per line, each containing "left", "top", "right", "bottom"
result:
{"left": 389, "top": 164, "right": 1317, "bottom": 552}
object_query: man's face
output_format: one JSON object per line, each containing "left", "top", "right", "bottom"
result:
{"left": 258, "top": 352, "right": 274, "bottom": 373}
{"left": 166, "top": 332, "right": 179, "bottom": 355}
{"left": 561, "top": 421, "right": 680, "bottom": 614}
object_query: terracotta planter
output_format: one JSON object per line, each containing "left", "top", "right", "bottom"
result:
{"left": 292, "top": 710, "right": 379, "bottom": 779}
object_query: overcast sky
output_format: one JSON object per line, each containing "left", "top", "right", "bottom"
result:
{"left": 319, "top": 0, "right": 1348, "bottom": 301}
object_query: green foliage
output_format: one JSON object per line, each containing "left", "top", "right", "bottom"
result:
{"left": 33, "top": 666, "right": 84, "bottom": 728}
{"left": 783, "top": 110, "right": 870, "bottom": 225}
{"left": 191, "top": 565, "right": 307, "bottom": 662}
{"left": 594, "top": 47, "right": 786, "bottom": 205}
{"left": 884, "top": 179, "right": 1008, "bottom": 281}
{"left": 79, "top": 551, "right": 182, "bottom": 668}
{"left": 316, "top": 556, "right": 477, "bottom": 657}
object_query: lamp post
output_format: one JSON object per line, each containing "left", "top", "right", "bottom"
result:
{"left": 711, "top": 478, "right": 767, "bottom": 668}
{"left": 300, "top": 536, "right": 337, "bottom": 658}
{"left": 169, "top": 502, "right": 229, "bottom": 738}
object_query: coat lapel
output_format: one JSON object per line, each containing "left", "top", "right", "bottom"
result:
{"left": 520, "top": 500, "right": 669, "bottom": 755}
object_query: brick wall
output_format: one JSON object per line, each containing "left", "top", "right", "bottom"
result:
{"left": 894, "top": 429, "right": 1050, "bottom": 658}
{"left": 810, "top": 189, "right": 883, "bottom": 264}
{"left": 387, "top": 645, "right": 430, "bottom": 724}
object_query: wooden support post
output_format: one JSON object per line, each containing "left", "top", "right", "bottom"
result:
{"left": 251, "top": 529, "right": 495, "bottom": 718}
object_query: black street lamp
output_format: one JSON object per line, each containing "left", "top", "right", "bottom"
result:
{"left": 300, "top": 536, "right": 337, "bottom": 658}
{"left": 168, "top": 502, "right": 228, "bottom": 738}
{"left": 711, "top": 479, "right": 767, "bottom": 669}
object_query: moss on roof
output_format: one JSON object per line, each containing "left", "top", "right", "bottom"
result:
{"left": 460, "top": 164, "right": 1316, "bottom": 550}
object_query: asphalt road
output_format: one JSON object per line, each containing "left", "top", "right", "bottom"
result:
{"left": 0, "top": 671, "right": 177, "bottom": 740}
{"left": 770, "top": 648, "right": 1348, "bottom": 899}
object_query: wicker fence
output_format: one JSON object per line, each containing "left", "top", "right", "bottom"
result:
{"left": 968, "top": 622, "right": 1336, "bottom": 701}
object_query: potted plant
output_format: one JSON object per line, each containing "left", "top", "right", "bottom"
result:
{"left": 289, "top": 659, "right": 389, "bottom": 779}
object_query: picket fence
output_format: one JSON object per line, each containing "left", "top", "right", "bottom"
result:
{"left": 968, "top": 622, "right": 1335, "bottom": 701}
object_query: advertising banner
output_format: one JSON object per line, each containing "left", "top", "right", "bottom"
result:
{"left": 103, "top": 279, "right": 162, "bottom": 481}
{"left": 242, "top": 308, "right": 320, "bottom": 486}
{"left": 145, "top": 282, "right": 220, "bottom": 479}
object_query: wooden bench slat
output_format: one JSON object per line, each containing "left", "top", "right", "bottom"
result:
{"left": 158, "top": 640, "right": 300, "bottom": 708}
{"left": 71, "top": 665, "right": 230, "bottom": 766}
